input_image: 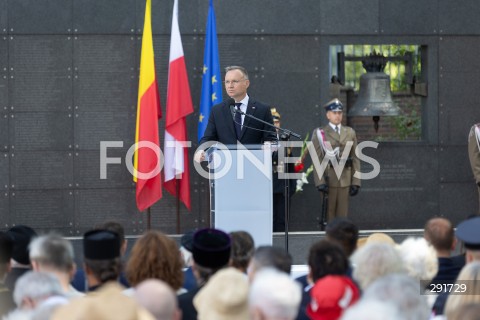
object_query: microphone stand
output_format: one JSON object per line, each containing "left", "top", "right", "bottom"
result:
{"left": 235, "top": 108, "right": 301, "bottom": 253}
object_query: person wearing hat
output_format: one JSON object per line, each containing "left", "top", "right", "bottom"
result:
{"left": 178, "top": 228, "right": 231, "bottom": 320}
{"left": 308, "top": 98, "right": 361, "bottom": 222}
{"left": 271, "top": 107, "right": 297, "bottom": 232}
{"left": 306, "top": 275, "right": 360, "bottom": 320}
{"left": 4, "top": 225, "right": 37, "bottom": 293}
{"left": 468, "top": 123, "right": 480, "bottom": 214}
{"left": 82, "top": 229, "right": 121, "bottom": 292}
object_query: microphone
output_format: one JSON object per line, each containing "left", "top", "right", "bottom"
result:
{"left": 228, "top": 98, "right": 237, "bottom": 118}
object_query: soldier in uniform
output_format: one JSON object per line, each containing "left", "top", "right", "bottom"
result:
{"left": 310, "top": 98, "right": 360, "bottom": 222}
{"left": 271, "top": 108, "right": 296, "bottom": 232}
{"left": 468, "top": 124, "right": 480, "bottom": 214}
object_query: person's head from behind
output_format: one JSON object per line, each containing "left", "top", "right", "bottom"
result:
{"left": 249, "top": 268, "right": 301, "bottom": 320}
{"left": 248, "top": 246, "right": 292, "bottom": 282}
{"left": 454, "top": 216, "right": 480, "bottom": 263}
{"left": 194, "top": 267, "right": 249, "bottom": 320}
{"left": 29, "top": 234, "right": 76, "bottom": 277}
{"left": 325, "top": 218, "right": 358, "bottom": 257}
{"left": 362, "top": 274, "right": 430, "bottom": 320}
{"left": 397, "top": 237, "right": 438, "bottom": 282}
{"left": 308, "top": 239, "right": 349, "bottom": 283}
{"left": 13, "top": 271, "right": 64, "bottom": 310}
{"left": 424, "top": 217, "right": 455, "bottom": 255}
{"left": 351, "top": 242, "right": 405, "bottom": 290}
{"left": 126, "top": 230, "right": 184, "bottom": 291}
{"left": 83, "top": 229, "right": 121, "bottom": 286}
{"left": 191, "top": 228, "right": 231, "bottom": 286}
{"left": 95, "top": 221, "right": 127, "bottom": 256}
{"left": 224, "top": 66, "right": 250, "bottom": 102}
{"left": 307, "top": 275, "right": 359, "bottom": 320}
{"left": 6, "top": 225, "right": 37, "bottom": 266}
{"left": 229, "top": 231, "right": 255, "bottom": 273}
{"left": 133, "top": 279, "right": 181, "bottom": 320}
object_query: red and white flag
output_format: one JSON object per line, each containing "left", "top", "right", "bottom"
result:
{"left": 163, "top": 0, "right": 194, "bottom": 210}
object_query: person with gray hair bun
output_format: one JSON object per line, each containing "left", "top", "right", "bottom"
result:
{"left": 249, "top": 268, "right": 302, "bottom": 320}
{"left": 351, "top": 242, "right": 405, "bottom": 290}
{"left": 29, "top": 234, "right": 83, "bottom": 299}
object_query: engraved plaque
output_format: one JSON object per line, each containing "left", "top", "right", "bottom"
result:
{"left": 349, "top": 145, "right": 439, "bottom": 229}
{"left": 74, "top": 36, "right": 135, "bottom": 73}
{"left": 0, "top": 37, "right": 6, "bottom": 70}
{"left": 73, "top": 74, "right": 136, "bottom": 112}
{"left": 74, "top": 150, "right": 134, "bottom": 189}
{"left": 74, "top": 112, "right": 135, "bottom": 150}
{"left": 0, "top": 192, "right": 8, "bottom": 227}
{"left": 320, "top": 0, "right": 379, "bottom": 35}
{"left": 10, "top": 190, "right": 74, "bottom": 231}
{"left": 10, "top": 36, "right": 72, "bottom": 72}
{"left": 73, "top": 0, "right": 135, "bottom": 34}
{"left": 0, "top": 113, "right": 7, "bottom": 150}
{"left": 11, "top": 151, "right": 74, "bottom": 189}
{"left": 0, "top": 77, "right": 7, "bottom": 111}
{"left": 10, "top": 113, "right": 73, "bottom": 150}
{"left": 8, "top": 0, "right": 72, "bottom": 34}
{"left": 0, "top": 153, "right": 8, "bottom": 190}
{"left": 9, "top": 74, "right": 72, "bottom": 112}
{"left": 379, "top": 0, "right": 437, "bottom": 35}
{"left": 73, "top": 189, "right": 140, "bottom": 234}
{"left": 0, "top": 0, "right": 6, "bottom": 33}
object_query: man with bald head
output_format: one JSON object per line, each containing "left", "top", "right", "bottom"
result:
{"left": 134, "top": 279, "right": 181, "bottom": 320}
{"left": 424, "top": 217, "right": 464, "bottom": 284}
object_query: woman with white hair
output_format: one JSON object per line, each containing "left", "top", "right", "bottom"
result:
{"left": 351, "top": 242, "right": 405, "bottom": 290}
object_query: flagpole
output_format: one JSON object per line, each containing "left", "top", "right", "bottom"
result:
{"left": 176, "top": 181, "right": 181, "bottom": 234}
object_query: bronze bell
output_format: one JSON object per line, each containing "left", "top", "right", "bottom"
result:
{"left": 348, "top": 51, "right": 401, "bottom": 132}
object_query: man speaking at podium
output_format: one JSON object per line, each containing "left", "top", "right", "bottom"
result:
{"left": 195, "top": 65, "right": 277, "bottom": 162}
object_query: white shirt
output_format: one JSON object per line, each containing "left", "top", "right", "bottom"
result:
{"left": 329, "top": 123, "right": 341, "bottom": 133}
{"left": 235, "top": 94, "right": 249, "bottom": 126}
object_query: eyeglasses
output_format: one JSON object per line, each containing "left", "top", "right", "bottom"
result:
{"left": 224, "top": 79, "right": 246, "bottom": 86}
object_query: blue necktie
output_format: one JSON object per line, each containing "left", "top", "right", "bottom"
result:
{"left": 235, "top": 103, "right": 242, "bottom": 138}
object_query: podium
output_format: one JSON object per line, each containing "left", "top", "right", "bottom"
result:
{"left": 208, "top": 144, "right": 273, "bottom": 246}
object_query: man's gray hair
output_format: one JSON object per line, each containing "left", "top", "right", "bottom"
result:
{"left": 13, "top": 271, "right": 64, "bottom": 308}
{"left": 29, "top": 234, "right": 75, "bottom": 273}
{"left": 225, "top": 66, "right": 249, "bottom": 79}
{"left": 249, "top": 268, "right": 301, "bottom": 320}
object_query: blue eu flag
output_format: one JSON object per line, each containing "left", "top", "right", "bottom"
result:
{"left": 198, "top": 0, "right": 222, "bottom": 142}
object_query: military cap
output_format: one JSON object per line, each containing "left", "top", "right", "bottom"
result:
{"left": 83, "top": 229, "right": 121, "bottom": 260}
{"left": 6, "top": 225, "right": 37, "bottom": 265}
{"left": 455, "top": 216, "right": 480, "bottom": 250}
{"left": 324, "top": 98, "right": 343, "bottom": 112}
{"left": 192, "top": 228, "right": 231, "bottom": 269}
{"left": 270, "top": 107, "right": 281, "bottom": 121}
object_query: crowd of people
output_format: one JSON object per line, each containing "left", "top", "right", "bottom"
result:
{"left": 0, "top": 215, "right": 480, "bottom": 319}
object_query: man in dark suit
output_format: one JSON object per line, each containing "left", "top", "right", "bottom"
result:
{"left": 195, "top": 66, "right": 277, "bottom": 161}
